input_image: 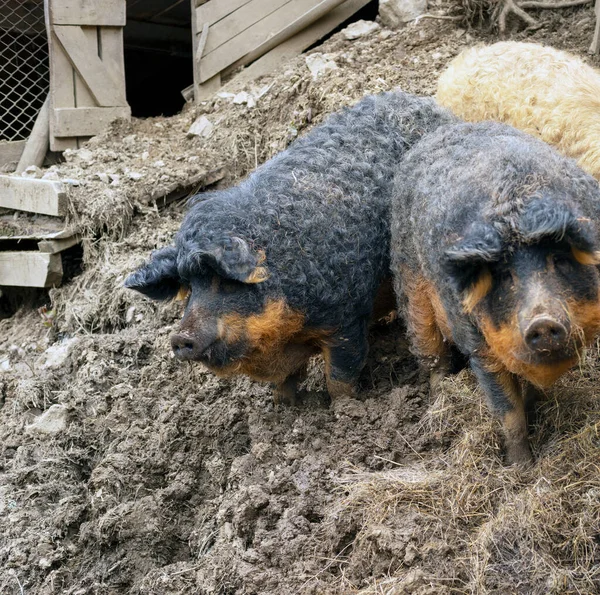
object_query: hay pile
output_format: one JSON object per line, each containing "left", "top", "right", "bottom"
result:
{"left": 330, "top": 361, "right": 600, "bottom": 594}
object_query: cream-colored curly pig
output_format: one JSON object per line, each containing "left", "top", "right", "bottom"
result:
{"left": 436, "top": 41, "right": 600, "bottom": 181}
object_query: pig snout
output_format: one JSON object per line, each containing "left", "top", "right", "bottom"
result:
{"left": 522, "top": 315, "right": 570, "bottom": 356}
{"left": 171, "top": 321, "right": 218, "bottom": 362}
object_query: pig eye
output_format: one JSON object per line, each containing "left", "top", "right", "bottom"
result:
{"left": 495, "top": 268, "right": 514, "bottom": 286}
{"left": 553, "top": 253, "right": 574, "bottom": 273}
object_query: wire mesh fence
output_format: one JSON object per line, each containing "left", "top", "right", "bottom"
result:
{"left": 0, "top": 1, "right": 49, "bottom": 142}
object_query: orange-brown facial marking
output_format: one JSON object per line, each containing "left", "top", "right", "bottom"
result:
{"left": 215, "top": 300, "right": 331, "bottom": 384}
{"left": 567, "top": 297, "right": 600, "bottom": 343}
{"left": 244, "top": 266, "right": 270, "bottom": 284}
{"left": 571, "top": 246, "right": 600, "bottom": 266}
{"left": 479, "top": 315, "right": 577, "bottom": 387}
{"left": 463, "top": 268, "right": 492, "bottom": 314}
{"left": 176, "top": 286, "right": 190, "bottom": 301}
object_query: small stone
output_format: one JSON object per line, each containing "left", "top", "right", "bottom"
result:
{"left": 432, "top": 52, "right": 443, "bottom": 60}
{"left": 63, "top": 178, "right": 81, "bottom": 186}
{"left": 217, "top": 91, "right": 236, "bottom": 100}
{"left": 22, "top": 165, "right": 43, "bottom": 179}
{"left": 153, "top": 160, "right": 165, "bottom": 168}
{"left": 141, "top": 151, "right": 150, "bottom": 161}
{"left": 109, "top": 173, "right": 120, "bottom": 186}
{"left": 27, "top": 404, "right": 68, "bottom": 436}
{"left": 39, "top": 557, "right": 52, "bottom": 569}
{"left": 233, "top": 91, "right": 256, "bottom": 107}
{"left": 125, "top": 306, "right": 136, "bottom": 324}
{"left": 305, "top": 53, "right": 338, "bottom": 80}
{"left": 95, "top": 173, "right": 110, "bottom": 184}
{"left": 39, "top": 337, "right": 78, "bottom": 370}
{"left": 342, "top": 20, "right": 380, "bottom": 40}
{"left": 127, "top": 171, "right": 143, "bottom": 181}
{"left": 75, "top": 148, "right": 94, "bottom": 162}
{"left": 42, "top": 170, "right": 60, "bottom": 181}
{"left": 379, "top": 0, "right": 427, "bottom": 27}
{"left": 187, "top": 115, "right": 214, "bottom": 138}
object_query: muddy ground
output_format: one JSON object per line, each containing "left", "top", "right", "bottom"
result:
{"left": 1, "top": 5, "right": 600, "bottom": 595}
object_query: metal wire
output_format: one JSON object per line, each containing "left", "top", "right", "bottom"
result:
{"left": 0, "top": 1, "right": 49, "bottom": 141}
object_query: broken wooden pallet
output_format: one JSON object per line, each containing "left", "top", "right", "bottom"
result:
{"left": 0, "top": 214, "right": 79, "bottom": 288}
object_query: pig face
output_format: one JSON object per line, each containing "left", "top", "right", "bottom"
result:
{"left": 125, "top": 237, "right": 303, "bottom": 376}
{"left": 445, "top": 199, "right": 600, "bottom": 387}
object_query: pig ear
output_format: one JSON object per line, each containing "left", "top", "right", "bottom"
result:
{"left": 201, "top": 237, "right": 269, "bottom": 284}
{"left": 444, "top": 223, "right": 503, "bottom": 264}
{"left": 124, "top": 246, "right": 182, "bottom": 300}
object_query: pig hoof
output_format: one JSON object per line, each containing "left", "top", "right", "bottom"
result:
{"left": 326, "top": 378, "right": 358, "bottom": 402}
{"left": 506, "top": 442, "right": 534, "bottom": 467}
{"left": 272, "top": 379, "right": 299, "bottom": 407}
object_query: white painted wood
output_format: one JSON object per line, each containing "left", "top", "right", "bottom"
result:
{"left": 0, "top": 252, "right": 63, "bottom": 287}
{"left": 16, "top": 96, "right": 50, "bottom": 174}
{"left": 37, "top": 235, "right": 80, "bottom": 254}
{"left": 200, "top": 0, "right": 337, "bottom": 82}
{"left": 223, "top": 0, "right": 370, "bottom": 88}
{"left": 0, "top": 141, "right": 26, "bottom": 171}
{"left": 51, "top": 0, "right": 126, "bottom": 26}
{"left": 0, "top": 176, "right": 67, "bottom": 217}
{"left": 52, "top": 107, "right": 130, "bottom": 137}
{"left": 196, "top": 0, "right": 252, "bottom": 27}
{"left": 53, "top": 25, "right": 128, "bottom": 106}
{"left": 591, "top": 0, "right": 600, "bottom": 54}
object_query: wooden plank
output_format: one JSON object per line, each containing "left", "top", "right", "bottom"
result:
{"left": 196, "top": 74, "right": 221, "bottom": 101}
{"left": 591, "top": 0, "right": 600, "bottom": 54}
{"left": 224, "top": 0, "right": 370, "bottom": 88}
{"left": 51, "top": 0, "right": 126, "bottom": 26}
{"left": 38, "top": 235, "right": 80, "bottom": 254}
{"left": 196, "top": 0, "right": 253, "bottom": 27}
{"left": 0, "top": 176, "right": 67, "bottom": 217}
{"left": 0, "top": 141, "right": 26, "bottom": 171}
{"left": 53, "top": 107, "right": 130, "bottom": 137}
{"left": 0, "top": 252, "right": 63, "bottom": 288}
{"left": 46, "top": 0, "right": 78, "bottom": 151}
{"left": 200, "top": 0, "right": 332, "bottom": 82}
{"left": 100, "top": 27, "right": 127, "bottom": 95}
{"left": 16, "top": 96, "right": 50, "bottom": 174}
{"left": 202, "top": 0, "right": 291, "bottom": 56}
{"left": 53, "top": 25, "right": 128, "bottom": 106}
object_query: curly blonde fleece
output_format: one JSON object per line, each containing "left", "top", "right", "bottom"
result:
{"left": 436, "top": 41, "right": 600, "bottom": 181}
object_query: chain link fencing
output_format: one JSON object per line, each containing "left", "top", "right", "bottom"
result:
{"left": 0, "top": 1, "right": 49, "bottom": 142}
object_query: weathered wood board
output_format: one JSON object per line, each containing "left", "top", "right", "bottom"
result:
{"left": 0, "top": 176, "right": 67, "bottom": 217}
{"left": 45, "top": 0, "right": 130, "bottom": 150}
{"left": 0, "top": 252, "right": 63, "bottom": 287}
{"left": 591, "top": 0, "right": 600, "bottom": 54}
{"left": 0, "top": 141, "right": 26, "bottom": 172}
{"left": 192, "top": 0, "right": 351, "bottom": 101}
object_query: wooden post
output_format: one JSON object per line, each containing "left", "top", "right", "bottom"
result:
{"left": 16, "top": 96, "right": 50, "bottom": 174}
{"left": 591, "top": 0, "right": 600, "bottom": 54}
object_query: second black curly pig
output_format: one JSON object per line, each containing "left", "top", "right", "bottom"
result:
{"left": 391, "top": 121, "right": 600, "bottom": 464}
{"left": 125, "top": 91, "right": 456, "bottom": 403}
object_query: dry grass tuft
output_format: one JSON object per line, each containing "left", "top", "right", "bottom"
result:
{"left": 330, "top": 360, "right": 600, "bottom": 594}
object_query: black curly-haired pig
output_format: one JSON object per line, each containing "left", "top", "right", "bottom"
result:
{"left": 125, "top": 91, "right": 456, "bottom": 403}
{"left": 391, "top": 121, "right": 600, "bottom": 464}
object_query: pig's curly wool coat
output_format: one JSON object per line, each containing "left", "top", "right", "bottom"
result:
{"left": 175, "top": 92, "right": 456, "bottom": 328}
{"left": 436, "top": 41, "right": 600, "bottom": 181}
{"left": 391, "top": 120, "right": 600, "bottom": 354}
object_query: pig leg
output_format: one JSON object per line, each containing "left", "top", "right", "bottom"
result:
{"left": 470, "top": 357, "right": 533, "bottom": 465}
{"left": 523, "top": 382, "right": 543, "bottom": 429}
{"left": 323, "top": 319, "right": 369, "bottom": 400}
{"left": 271, "top": 343, "right": 314, "bottom": 406}
{"left": 404, "top": 278, "right": 452, "bottom": 397}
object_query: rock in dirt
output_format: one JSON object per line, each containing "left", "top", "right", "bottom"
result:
{"left": 379, "top": 0, "right": 427, "bottom": 27}
{"left": 26, "top": 404, "right": 68, "bottom": 436}
{"left": 305, "top": 53, "right": 338, "bottom": 79}
{"left": 187, "top": 115, "right": 215, "bottom": 138}
{"left": 233, "top": 91, "right": 256, "bottom": 108}
{"left": 38, "top": 337, "right": 79, "bottom": 370}
{"left": 343, "top": 20, "right": 381, "bottom": 40}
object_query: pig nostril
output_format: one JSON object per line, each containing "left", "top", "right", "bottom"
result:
{"left": 524, "top": 318, "right": 568, "bottom": 353}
